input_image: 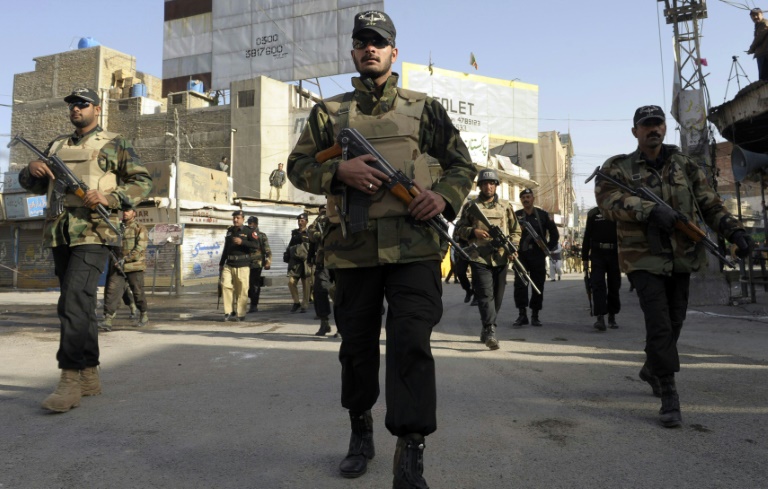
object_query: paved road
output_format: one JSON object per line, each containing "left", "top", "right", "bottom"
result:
{"left": 1, "top": 273, "right": 767, "bottom": 488}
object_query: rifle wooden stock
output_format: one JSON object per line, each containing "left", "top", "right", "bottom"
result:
{"left": 675, "top": 220, "right": 707, "bottom": 242}
{"left": 316, "top": 143, "right": 342, "bottom": 163}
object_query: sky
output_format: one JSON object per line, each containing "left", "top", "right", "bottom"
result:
{"left": 0, "top": 0, "right": 760, "bottom": 209}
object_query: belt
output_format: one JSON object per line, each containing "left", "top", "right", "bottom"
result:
{"left": 596, "top": 243, "right": 616, "bottom": 250}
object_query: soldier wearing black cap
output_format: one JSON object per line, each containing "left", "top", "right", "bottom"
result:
{"left": 219, "top": 210, "right": 260, "bottom": 321}
{"left": 101, "top": 201, "right": 150, "bottom": 330}
{"left": 18, "top": 87, "right": 152, "bottom": 413}
{"left": 286, "top": 212, "right": 311, "bottom": 313}
{"left": 594, "top": 104, "right": 751, "bottom": 428}
{"left": 287, "top": 8, "right": 476, "bottom": 487}
{"left": 513, "top": 187, "right": 559, "bottom": 327}
{"left": 246, "top": 216, "right": 271, "bottom": 313}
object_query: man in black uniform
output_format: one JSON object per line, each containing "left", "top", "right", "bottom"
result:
{"left": 582, "top": 207, "right": 621, "bottom": 331}
{"left": 246, "top": 216, "right": 271, "bottom": 313}
{"left": 286, "top": 213, "right": 311, "bottom": 313}
{"left": 219, "top": 210, "right": 259, "bottom": 321}
{"left": 513, "top": 188, "right": 559, "bottom": 327}
{"left": 454, "top": 169, "right": 520, "bottom": 350}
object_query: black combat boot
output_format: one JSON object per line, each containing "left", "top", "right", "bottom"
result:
{"left": 531, "top": 310, "right": 542, "bottom": 327}
{"left": 480, "top": 326, "right": 488, "bottom": 344}
{"left": 608, "top": 313, "right": 618, "bottom": 329}
{"left": 512, "top": 308, "right": 528, "bottom": 326}
{"left": 315, "top": 318, "right": 331, "bottom": 336}
{"left": 393, "top": 434, "right": 429, "bottom": 489}
{"left": 593, "top": 315, "right": 606, "bottom": 331}
{"left": 638, "top": 365, "right": 662, "bottom": 397}
{"left": 485, "top": 325, "right": 500, "bottom": 350}
{"left": 464, "top": 289, "right": 474, "bottom": 304}
{"left": 339, "top": 410, "right": 375, "bottom": 478}
{"left": 659, "top": 375, "right": 682, "bottom": 428}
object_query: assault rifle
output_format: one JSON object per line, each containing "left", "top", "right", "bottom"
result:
{"left": 8, "top": 134, "right": 123, "bottom": 240}
{"left": 465, "top": 202, "right": 541, "bottom": 295}
{"left": 585, "top": 166, "right": 735, "bottom": 269}
{"left": 520, "top": 220, "right": 551, "bottom": 257}
{"left": 316, "top": 127, "right": 471, "bottom": 261}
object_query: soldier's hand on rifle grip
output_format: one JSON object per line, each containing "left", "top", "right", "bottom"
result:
{"left": 649, "top": 204, "right": 678, "bottom": 233}
{"left": 336, "top": 154, "right": 388, "bottom": 194}
{"left": 408, "top": 180, "right": 445, "bottom": 221}
{"left": 28, "top": 160, "right": 55, "bottom": 180}
{"left": 731, "top": 230, "right": 753, "bottom": 259}
{"left": 473, "top": 228, "right": 490, "bottom": 240}
{"left": 82, "top": 189, "right": 110, "bottom": 209}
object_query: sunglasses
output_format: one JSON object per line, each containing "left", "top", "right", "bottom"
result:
{"left": 352, "top": 37, "right": 390, "bottom": 49}
{"left": 68, "top": 101, "right": 92, "bottom": 110}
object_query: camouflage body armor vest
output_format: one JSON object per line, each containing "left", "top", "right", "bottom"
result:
{"left": 323, "top": 87, "right": 431, "bottom": 223}
{"left": 47, "top": 131, "right": 119, "bottom": 209}
{"left": 469, "top": 198, "right": 512, "bottom": 264}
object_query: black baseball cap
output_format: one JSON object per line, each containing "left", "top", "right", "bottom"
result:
{"left": 64, "top": 87, "right": 100, "bottom": 105}
{"left": 633, "top": 105, "right": 666, "bottom": 126}
{"left": 247, "top": 216, "right": 258, "bottom": 224}
{"left": 121, "top": 201, "right": 136, "bottom": 211}
{"left": 751, "top": 8, "right": 763, "bottom": 14}
{"left": 519, "top": 188, "right": 534, "bottom": 198}
{"left": 297, "top": 212, "right": 308, "bottom": 220}
{"left": 353, "top": 10, "right": 396, "bottom": 44}
{"left": 232, "top": 210, "right": 244, "bottom": 217}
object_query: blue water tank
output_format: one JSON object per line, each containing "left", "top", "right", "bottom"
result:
{"left": 130, "top": 83, "right": 148, "bottom": 98}
{"left": 187, "top": 80, "right": 204, "bottom": 93}
{"left": 78, "top": 37, "right": 100, "bottom": 49}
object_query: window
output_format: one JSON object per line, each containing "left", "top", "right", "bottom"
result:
{"left": 171, "top": 94, "right": 183, "bottom": 105}
{"left": 238, "top": 89, "right": 255, "bottom": 108}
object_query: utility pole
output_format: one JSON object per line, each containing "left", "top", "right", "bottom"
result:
{"left": 657, "top": 0, "right": 714, "bottom": 185}
{"left": 173, "top": 108, "right": 181, "bottom": 296}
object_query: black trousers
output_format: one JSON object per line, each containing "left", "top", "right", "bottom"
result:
{"left": 334, "top": 261, "right": 442, "bottom": 437}
{"left": 590, "top": 250, "right": 621, "bottom": 316}
{"left": 453, "top": 256, "right": 471, "bottom": 292}
{"left": 104, "top": 269, "right": 147, "bottom": 315}
{"left": 470, "top": 261, "right": 507, "bottom": 328}
{"left": 52, "top": 244, "right": 108, "bottom": 370}
{"left": 629, "top": 271, "right": 690, "bottom": 377}
{"left": 313, "top": 266, "right": 333, "bottom": 319}
{"left": 513, "top": 252, "right": 547, "bottom": 311}
{"left": 248, "top": 266, "right": 263, "bottom": 308}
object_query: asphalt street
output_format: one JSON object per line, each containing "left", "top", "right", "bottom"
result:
{"left": 1, "top": 271, "right": 767, "bottom": 489}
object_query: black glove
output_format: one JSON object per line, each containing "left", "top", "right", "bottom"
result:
{"left": 731, "top": 230, "right": 753, "bottom": 259}
{"left": 648, "top": 205, "right": 679, "bottom": 233}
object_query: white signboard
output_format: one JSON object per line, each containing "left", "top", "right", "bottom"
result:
{"left": 150, "top": 223, "right": 185, "bottom": 245}
{"left": 402, "top": 62, "right": 539, "bottom": 143}
{"left": 461, "top": 131, "right": 490, "bottom": 165}
{"left": 163, "top": 0, "right": 384, "bottom": 88}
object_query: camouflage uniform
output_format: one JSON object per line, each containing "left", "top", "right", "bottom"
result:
{"left": 103, "top": 218, "right": 149, "bottom": 320}
{"left": 595, "top": 144, "right": 744, "bottom": 378}
{"left": 455, "top": 196, "right": 520, "bottom": 342}
{"left": 286, "top": 227, "right": 311, "bottom": 312}
{"left": 309, "top": 211, "right": 335, "bottom": 326}
{"left": 287, "top": 73, "right": 475, "bottom": 439}
{"left": 18, "top": 125, "right": 152, "bottom": 371}
{"left": 247, "top": 225, "right": 271, "bottom": 312}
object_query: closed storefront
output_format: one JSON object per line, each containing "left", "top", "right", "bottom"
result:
{"left": 17, "top": 225, "right": 57, "bottom": 289}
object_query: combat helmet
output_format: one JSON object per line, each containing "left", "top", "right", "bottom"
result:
{"left": 477, "top": 168, "right": 500, "bottom": 185}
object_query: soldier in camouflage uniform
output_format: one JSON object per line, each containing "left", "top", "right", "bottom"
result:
{"left": 595, "top": 105, "right": 752, "bottom": 428}
{"left": 18, "top": 87, "right": 152, "bottom": 413}
{"left": 101, "top": 202, "right": 149, "bottom": 330}
{"left": 454, "top": 169, "right": 521, "bottom": 350}
{"left": 309, "top": 206, "right": 338, "bottom": 337}
{"left": 286, "top": 213, "right": 311, "bottom": 313}
{"left": 246, "top": 216, "right": 271, "bottom": 313}
{"left": 287, "top": 11, "right": 475, "bottom": 488}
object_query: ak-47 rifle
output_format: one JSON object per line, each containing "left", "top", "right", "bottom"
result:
{"left": 316, "top": 127, "right": 471, "bottom": 261}
{"left": 584, "top": 266, "right": 593, "bottom": 316}
{"left": 465, "top": 202, "right": 541, "bottom": 295}
{"left": 8, "top": 134, "right": 129, "bottom": 274}
{"left": 585, "top": 166, "right": 735, "bottom": 268}
{"left": 520, "top": 220, "right": 551, "bottom": 257}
